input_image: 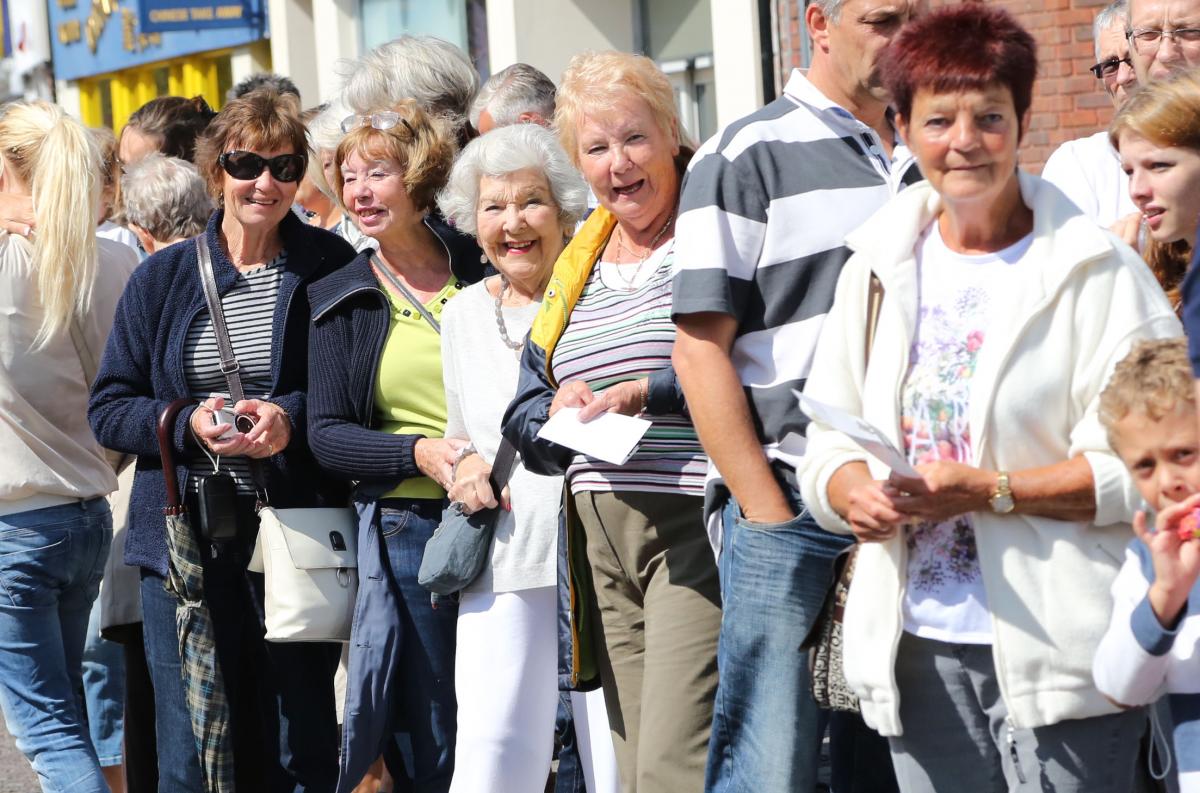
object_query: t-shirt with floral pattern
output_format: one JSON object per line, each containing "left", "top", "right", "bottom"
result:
{"left": 900, "top": 221, "right": 1033, "bottom": 644}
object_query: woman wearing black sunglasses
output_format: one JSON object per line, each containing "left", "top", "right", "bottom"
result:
{"left": 89, "top": 87, "right": 357, "bottom": 793}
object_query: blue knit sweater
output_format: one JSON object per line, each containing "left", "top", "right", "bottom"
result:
{"left": 306, "top": 214, "right": 486, "bottom": 486}
{"left": 88, "top": 209, "right": 357, "bottom": 575}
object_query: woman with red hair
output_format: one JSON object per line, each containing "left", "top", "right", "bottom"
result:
{"left": 798, "top": 4, "right": 1180, "bottom": 791}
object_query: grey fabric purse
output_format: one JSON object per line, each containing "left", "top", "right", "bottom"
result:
{"left": 418, "top": 438, "right": 518, "bottom": 595}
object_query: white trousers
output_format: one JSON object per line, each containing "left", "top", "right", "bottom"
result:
{"left": 449, "top": 586, "right": 620, "bottom": 793}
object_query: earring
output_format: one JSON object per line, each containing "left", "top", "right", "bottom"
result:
{"left": 480, "top": 252, "right": 488, "bottom": 264}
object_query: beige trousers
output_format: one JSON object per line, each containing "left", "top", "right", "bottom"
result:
{"left": 573, "top": 490, "right": 722, "bottom": 793}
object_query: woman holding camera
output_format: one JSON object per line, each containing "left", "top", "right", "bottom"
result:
{"left": 88, "top": 88, "right": 357, "bottom": 793}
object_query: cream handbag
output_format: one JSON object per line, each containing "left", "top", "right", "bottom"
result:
{"left": 248, "top": 507, "right": 358, "bottom": 642}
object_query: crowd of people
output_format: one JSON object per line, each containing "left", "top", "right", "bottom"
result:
{"left": 7, "top": 0, "right": 1200, "bottom": 792}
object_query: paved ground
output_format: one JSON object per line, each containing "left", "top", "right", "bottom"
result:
{"left": 0, "top": 721, "right": 37, "bottom": 792}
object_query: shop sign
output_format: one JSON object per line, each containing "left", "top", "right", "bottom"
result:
{"left": 48, "top": 0, "right": 264, "bottom": 81}
{"left": 139, "top": 0, "right": 258, "bottom": 33}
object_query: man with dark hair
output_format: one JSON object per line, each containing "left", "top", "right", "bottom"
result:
{"left": 672, "top": 0, "right": 923, "bottom": 791}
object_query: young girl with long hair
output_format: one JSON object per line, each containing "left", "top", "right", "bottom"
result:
{"left": 1110, "top": 69, "right": 1200, "bottom": 310}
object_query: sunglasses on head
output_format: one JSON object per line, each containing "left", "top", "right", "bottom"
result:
{"left": 340, "top": 111, "right": 416, "bottom": 135}
{"left": 218, "top": 150, "right": 306, "bottom": 183}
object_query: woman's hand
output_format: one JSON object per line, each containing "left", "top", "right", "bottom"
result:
{"left": 415, "top": 437, "right": 469, "bottom": 490}
{"left": 884, "top": 461, "right": 994, "bottom": 524}
{"left": 1139, "top": 492, "right": 1200, "bottom": 628}
{"left": 189, "top": 396, "right": 257, "bottom": 457}
{"left": 549, "top": 380, "right": 596, "bottom": 418}
{"left": 0, "top": 193, "right": 34, "bottom": 238}
{"left": 448, "top": 453, "right": 512, "bottom": 514}
{"left": 550, "top": 378, "right": 646, "bottom": 421}
{"left": 828, "top": 462, "right": 911, "bottom": 542}
{"left": 1110, "top": 211, "right": 1143, "bottom": 251}
{"left": 578, "top": 379, "right": 646, "bottom": 421}
{"left": 234, "top": 399, "right": 291, "bottom": 459}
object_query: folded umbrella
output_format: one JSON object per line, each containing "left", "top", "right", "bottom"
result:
{"left": 158, "top": 398, "right": 235, "bottom": 793}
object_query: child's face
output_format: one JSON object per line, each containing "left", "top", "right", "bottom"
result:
{"left": 1111, "top": 403, "right": 1200, "bottom": 511}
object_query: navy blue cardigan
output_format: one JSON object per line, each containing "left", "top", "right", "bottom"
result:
{"left": 88, "top": 209, "right": 357, "bottom": 575}
{"left": 306, "top": 215, "right": 487, "bottom": 485}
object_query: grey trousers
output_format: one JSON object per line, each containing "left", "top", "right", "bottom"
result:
{"left": 889, "top": 632, "right": 1149, "bottom": 793}
{"left": 573, "top": 490, "right": 721, "bottom": 793}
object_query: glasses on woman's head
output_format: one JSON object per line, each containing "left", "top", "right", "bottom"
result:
{"left": 340, "top": 112, "right": 416, "bottom": 136}
{"left": 1089, "top": 54, "right": 1133, "bottom": 78}
{"left": 218, "top": 150, "right": 306, "bottom": 183}
{"left": 1127, "top": 26, "right": 1200, "bottom": 55}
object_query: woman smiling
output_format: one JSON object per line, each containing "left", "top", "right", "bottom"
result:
{"left": 502, "top": 51, "right": 721, "bottom": 793}
{"left": 436, "top": 122, "right": 618, "bottom": 793}
{"left": 89, "top": 88, "right": 356, "bottom": 792}
{"left": 798, "top": 6, "right": 1181, "bottom": 792}
{"left": 306, "top": 98, "right": 486, "bottom": 791}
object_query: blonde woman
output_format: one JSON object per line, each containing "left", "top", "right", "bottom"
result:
{"left": 502, "top": 52, "right": 721, "bottom": 793}
{"left": 0, "top": 101, "right": 138, "bottom": 791}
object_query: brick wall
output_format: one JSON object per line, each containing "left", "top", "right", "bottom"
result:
{"left": 771, "top": 0, "right": 1116, "bottom": 173}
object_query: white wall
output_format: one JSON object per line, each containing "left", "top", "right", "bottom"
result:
{"left": 267, "top": 0, "right": 320, "bottom": 103}
{"left": 487, "top": 0, "right": 637, "bottom": 83}
{"left": 711, "top": 0, "right": 764, "bottom": 127}
{"left": 312, "top": 0, "right": 361, "bottom": 102}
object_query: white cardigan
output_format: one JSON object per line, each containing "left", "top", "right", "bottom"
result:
{"left": 798, "top": 172, "right": 1182, "bottom": 736}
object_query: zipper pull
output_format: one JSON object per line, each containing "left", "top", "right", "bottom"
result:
{"left": 1006, "top": 722, "right": 1027, "bottom": 784}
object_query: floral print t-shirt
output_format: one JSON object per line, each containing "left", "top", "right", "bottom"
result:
{"left": 901, "top": 221, "right": 1033, "bottom": 644}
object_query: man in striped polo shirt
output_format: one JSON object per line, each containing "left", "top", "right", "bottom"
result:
{"left": 673, "top": 1, "right": 924, "bottom": 790}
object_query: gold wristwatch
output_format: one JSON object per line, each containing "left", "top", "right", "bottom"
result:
{"left": 989, "top": 471, "right": 1014, "bottom": 514}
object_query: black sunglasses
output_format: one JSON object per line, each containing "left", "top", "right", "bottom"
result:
{"left": 1088, "top": 55, "right": 1132, "bottom": 78}
{"left": 218, "top": 150, "right": 306, "bottom": 183}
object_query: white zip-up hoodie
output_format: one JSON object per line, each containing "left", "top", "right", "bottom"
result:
{"left": 798, "top": 172, "right": 1182, "bottom": 736}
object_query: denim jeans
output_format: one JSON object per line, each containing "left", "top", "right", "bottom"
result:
{"left": 82, "top": 596, "right": 124, "bottom": 767}
{"left": 378, "top": 498, "right": 459, "bottom": 791}
{"left": 705, "top": 489, "right": 854, "bottom": 793}
{"left": 0, "top": 497, "right": 111, "bottom": 793}
{"left": 140, "top": 500, "right": 341, "bottom": 793}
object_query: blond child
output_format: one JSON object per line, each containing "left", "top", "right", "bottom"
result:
{"left": 1095, "top": 337, "right": 1200, "bottom": 791}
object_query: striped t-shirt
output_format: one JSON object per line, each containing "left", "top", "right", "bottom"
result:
{"left": 551, "top": 244, "right": 706, "bottom": 496}
{"left": 184, "top": 251, "right": 285, "bottom": 493}
{"left": 672, "top": 69, "right": 922, "bottom": 473}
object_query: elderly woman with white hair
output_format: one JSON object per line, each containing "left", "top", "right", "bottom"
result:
{"left": 435, "top": 123, "right": 618, "bottom": 793}
{"left": 120, "top": 153, "right": 213, "bottom": 254}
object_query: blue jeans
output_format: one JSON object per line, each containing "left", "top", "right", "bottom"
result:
{"left": 378, "top": 499, "right": 458, "bottom": 791}
{"left": 705, "top": 490, "right": 853, "bottom": 793}
{"left": 0, "top": 498, "right": 111, "bottom": 793}
{"left": 82, "top": 597, "right": 124, "bottom": 767}
{"left": 140, "top": 504, "right": 341, "bottom": 793}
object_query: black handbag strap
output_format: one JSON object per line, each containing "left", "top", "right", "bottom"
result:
{"left": 195, "top": 237, "right": 269, "bottom": 503}
{"left": 372, "top": 255, "right": 441, "bottom": 334}
{"left": 488, "top": 438, "right": 519, "bottom": 495}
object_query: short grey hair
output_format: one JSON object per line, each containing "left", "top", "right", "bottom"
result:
{"left": 811, "top": 0, "right": 846, "bottom": 23}
{"left": 1095, "top": 0, "right": 1128, "bottom": 61}
{"left": 470, "top": 63, "right": 557, "bottom": 129}
{"left": 437, "top": 124, "right": 588, "bottom": 238}
{"left": 340, "top": 35, "right": 479, "bottom": 138}
{"left": 121, "top": 153, "right": 213, "bottom": 244}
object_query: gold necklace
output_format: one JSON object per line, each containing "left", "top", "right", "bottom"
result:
{"left": 611, "top": 213, "right": 674, "bottom": 291}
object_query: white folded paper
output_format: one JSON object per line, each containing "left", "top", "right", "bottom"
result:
{"left": 796, "top": 391, "right": 920, "bottom": 478}
{"left": 536, "top": 407, "right": 652, "bottom": 465}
